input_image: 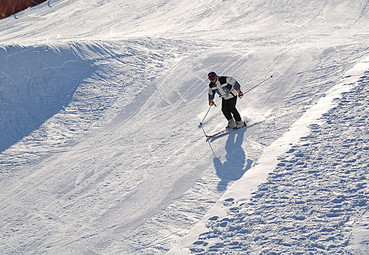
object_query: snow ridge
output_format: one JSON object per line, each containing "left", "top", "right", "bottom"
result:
{"left": 0, "top": 39, "right": 189, "bottom": 172}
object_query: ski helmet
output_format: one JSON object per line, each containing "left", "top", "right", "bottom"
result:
{"left": 208, "top": 72, "right": 217, "bottom": 79}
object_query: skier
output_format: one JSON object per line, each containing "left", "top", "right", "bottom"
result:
{"left": 207, "top": 71, "right": 245, "bottom": 128}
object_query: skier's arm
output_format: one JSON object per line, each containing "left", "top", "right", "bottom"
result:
{"left": 208, "top": 88, "right": 216, "bottom": 105}
{"left": 233, "top": 81, "right": 241, "bottom": 91}
{"left": 208, "top": 87, "right": 216, "bottom": 100}
{"left": 225, "top": 76, "right": 238, "bottom": 89}
{"left": 226, "top": 76, "right": 243, "bottom": 98}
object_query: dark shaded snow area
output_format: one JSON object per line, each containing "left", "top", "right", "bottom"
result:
{"left": 0, "top": 44, "right": 95, "bottom": 152}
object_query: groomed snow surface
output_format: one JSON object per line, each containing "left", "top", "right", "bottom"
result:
{"left": 1, "top": 0, "right": 369, "bottom": 254}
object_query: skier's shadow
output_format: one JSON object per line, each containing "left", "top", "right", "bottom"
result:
{"left": 213, "top": 129, "right": 253, "bottom": 192}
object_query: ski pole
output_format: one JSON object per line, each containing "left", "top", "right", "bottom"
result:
{"left": 200, "top": 103, "right": 215, "bottom": 125}
{"left": 244, "top": 75, "right": 273, "bottom": 94}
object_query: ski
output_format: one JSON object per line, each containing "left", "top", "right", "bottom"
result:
{"left": 206, "top": 122, "right": 247, "bottom": 139}
{"left": 205, "top": 121, "right": 259, "bottom": 140}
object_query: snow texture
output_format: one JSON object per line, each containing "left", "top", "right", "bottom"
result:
{"left": 0, "top": 0, "right": 369, "bottom": 254}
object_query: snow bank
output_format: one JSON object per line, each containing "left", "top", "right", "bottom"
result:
{"left": 1, "top": 0, "right": 369, "bottom": 44}
{"left": 0, "top": 44, "right": 93, "bottom": 152}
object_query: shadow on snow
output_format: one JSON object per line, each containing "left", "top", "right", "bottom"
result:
{"left": 213, "top": 128, "right": 252, "bottom": 191}
{"left": 0, "top": 45, "right": 95, "bottom": 153}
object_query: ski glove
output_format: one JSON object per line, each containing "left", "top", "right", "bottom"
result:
{"left": 237, "top": 90, "right": 244, "bottom": 99}
{"left": 209, "top": 99, "right": 215, "bottom": 106}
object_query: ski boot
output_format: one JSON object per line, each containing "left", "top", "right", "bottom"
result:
{"left": 236, "top": 120, "right": 246, "bottom": 128}
{"left": 226, "top": 119, "right": 236, "bottom": 129}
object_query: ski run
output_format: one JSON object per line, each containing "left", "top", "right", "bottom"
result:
{"left": 1, "top": 0, "right": 369, "bottom": 254}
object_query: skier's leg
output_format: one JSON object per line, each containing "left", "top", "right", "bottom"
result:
{"left": 222, "top": 99, "right": 236, "bottom": 128}
{"left": 221, "top": 98, "right": 233, "bottom": 120}
{"left": 228, "top": 97, "right": 241, "bottom": 121}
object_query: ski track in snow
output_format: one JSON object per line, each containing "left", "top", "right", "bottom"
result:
{"left": 0, "top": 0, "right": 369, "bottom": 254}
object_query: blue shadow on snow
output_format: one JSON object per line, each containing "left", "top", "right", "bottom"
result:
{"left": 0, "top": 45, "right": 95, "bottom": 153}
{"left": 213, "top": 129, "right": 253, "bottom": 191}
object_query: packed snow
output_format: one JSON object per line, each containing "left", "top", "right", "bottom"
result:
{"left": 0, "top": 0, "right": 369, "bottom": 254}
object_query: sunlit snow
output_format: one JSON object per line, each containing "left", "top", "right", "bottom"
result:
{"left": 1, "top": 0, "right": 369, "bottom": 254}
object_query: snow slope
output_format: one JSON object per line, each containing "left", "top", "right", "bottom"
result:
{"left": 170, "top": 56, "right": 369, "bottom": 254}
{"left": 0, "top": 0, "right": 369, "bottom": 254}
